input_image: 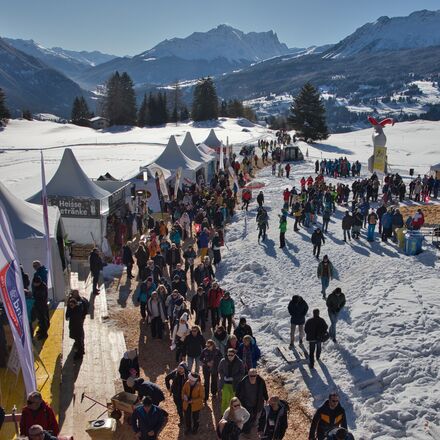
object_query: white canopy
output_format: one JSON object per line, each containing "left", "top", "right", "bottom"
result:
{"left": 153, "top": 135, "right": 202, "bottom": 171}
{"left": 28, "top": 148, "right": 110, "bottom": 203}
{"left": 430, "top": 162, "right": 440, "bottom": 171}
{"left": 0, "top": 181, "right": 59, "bottom": 239}
{"left": 0, "top": 182, "right": 67, "bottom": 302}
{"left": 203, "top": 129, "right": 223, "bottom": 148}
{"left": 180, "top": 132, "right": 215, "bottom": 164}
{"left": 198, "top": 143, "right": 216, "bottom": 156}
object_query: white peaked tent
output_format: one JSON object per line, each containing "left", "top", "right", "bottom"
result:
{"left": 180, "top": 132, "right": 215, "bottom": 181}
{"left": 203, "top": 129, "right": 223, "bottom": 148}
{"left": 430, "top": 162, "right": 440, "bottom": 179}
{"left": 150, "top": 135, "right": 203, "bottom": 183}
{"left": 28, "top": 148, "right": 111, "bottom": 245}
{"left": 0, "top": 182, "right": 68, "bottom": 302}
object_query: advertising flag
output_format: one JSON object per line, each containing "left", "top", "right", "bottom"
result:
{"left": 174, "top": 167, "right": 183, "bottom": 198}
{"left": 0, "top": 200, "right": 37, "bottom": 394}
{"left": 40, "top": 151, "right": 53, "bottom": 293}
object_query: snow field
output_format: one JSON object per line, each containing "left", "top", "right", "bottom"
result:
{"left": 216, "top": 162, "right": 440, "bottom": 439}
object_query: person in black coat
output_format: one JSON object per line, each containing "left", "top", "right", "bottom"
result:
{"left": 258, "top": 396, "right": 288, "bottom": 440}
{"left": 135, "top": 243, "right": 149, "bottom": 281}
{"left": 119, "top": 349, "right": 140, "bottom": 393}
{"left": 234, "top": 317, "right": 253, "bottom": 343}
{"left": 304, "top": 309, "right": 328, "bottom": 369}
{"left": 65, "top": 294, "right": 88, "bottom": 359}
{"left": 165, "top": 362, "right": 188, "bottom": 421}
{"left": 144, "top": 259, "right": 162, "bottom": 284}
{"left": 287, "top": 295, "right": 309, "bottom": 347}
{"left": 341, "top": 212, "right": 353, "bottom": 242}
{"left": 122, "top": 242, "right": 134, "bottom": 279}
{"left": 191, "top": 287, "right": 208, "bottom": 332}
{"left": 236, "top": 369, "right": 268, "bottom": 434}
{"left": 309, "top": 393, "right": 348, "bottom": 440}
{"left": 128, "top": 378, "right": 165, "bottom": 406}
{"left": 32, "top": 276, "right": 50, "bottom": 340}
{"left": 184, "top": 326, "right": 206, "bottom": 372}
{"left": 325, "top": 427, "right": 355, "bottom": 440}
{"left": 311, "top": 228, "right": 325, "bottom": 259}
{"left": 89, "top": 248, "right": 103, "bottom": 295}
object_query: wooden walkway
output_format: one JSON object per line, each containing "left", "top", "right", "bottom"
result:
{"left": 59, "top": 273, "right": 126, "bottom": 439}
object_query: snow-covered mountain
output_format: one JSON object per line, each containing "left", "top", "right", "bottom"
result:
{"left": 138, "top": 24, "right": 294, "bottom": 63}
{"left": 325, "top": 9, "right": 440, "bottom": 58}
{"left": 4, "top": 38, "right": 116, "bottom": 78}
{"left": 0, "top": 37, "right": 87, "bottom": 117}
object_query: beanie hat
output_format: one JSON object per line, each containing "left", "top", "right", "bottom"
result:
{"left": 180, "top": 312, "right": 188, "bottom": 322}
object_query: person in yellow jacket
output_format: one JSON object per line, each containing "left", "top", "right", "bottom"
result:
{"left": 182, "top": 372, "right": 204, "bottom": 434}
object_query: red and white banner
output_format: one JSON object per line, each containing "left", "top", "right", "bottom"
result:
{"left": 0, "top": 200, "right": 37, "bottom": 394}
{"left": 152, "top": 168, "right": 169, "bottom": 201}
{"left": 40, "top": 151, "right": 53, "bottom": 294}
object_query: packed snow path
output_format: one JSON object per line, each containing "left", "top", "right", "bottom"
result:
{"left": 217, "top": 161, "right": 440, "bottom": 440}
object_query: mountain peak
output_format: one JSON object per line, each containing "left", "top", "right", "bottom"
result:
{"left": 138, "top": 25, "right": 290, "bottom": 62}
{"left": 325, "top": 9, "right": 440, "bottom": 59}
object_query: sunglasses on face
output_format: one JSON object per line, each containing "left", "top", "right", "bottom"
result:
{"left": 249, "top": 375, "right": 257, "bottom": 378}
{"left": 233, "top": 404, "right": 240, "bottom": 408}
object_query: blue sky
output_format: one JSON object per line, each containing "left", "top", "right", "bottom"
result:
{"left": 1, "top": 1, "right": 439, "bottom": 56}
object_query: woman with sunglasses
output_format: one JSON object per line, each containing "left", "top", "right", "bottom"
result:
{"left": 217, "top": 397, "right": 250, "bottom": 439}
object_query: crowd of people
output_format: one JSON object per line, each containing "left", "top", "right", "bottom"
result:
{"left": 14, "top": 144, "right": 438, "bottom": 440}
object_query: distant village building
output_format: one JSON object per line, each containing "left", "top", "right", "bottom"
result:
{"left": 89, "top": 116, "right": 109, "bottom": 129}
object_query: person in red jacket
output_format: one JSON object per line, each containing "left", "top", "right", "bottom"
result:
{"left": 20, "top": 392, "right": 59, "bottom": 436}
{"left": 300, "top": 177, "right": 306, "bottom": 190}
{"left": 207, "top": 282, "right": 224, "bottom": 330}
{"left": 283, "top": 188, "right": 290, "bottom": 204}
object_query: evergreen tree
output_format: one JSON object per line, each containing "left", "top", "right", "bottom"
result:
{"left": 138, "top": 94, "right": 148, "bottom": 127}
{"left": 288, "top": 82, "right": 328, "bottom": 142}
{"left": 170, "top": 81, "right": 181, "bottom": 124}
{"left": 191, "top": 77, "right": 218, "bottom": 121}
{"left": 104, "top": 71, "right": 137, "bottom": 126}
{"left": 227, "top": 99, "right": 244, "bottom": 118}
{"left": 147, "top": 92, "right": 156, "bottom": 126}
{"left": 22, "top": 109, "right": 33, "bottom": 120}
{"left": 219, "top": 100, "right": 228, "bottom": 117}
{"left": 0, "top": 88, "right": 10, "bottom": 120}
{"left": 71, "top": 96, "right": 91, "bottom": 124}
{"left": 180, "top": 106, "right": 190, "bottom": 122}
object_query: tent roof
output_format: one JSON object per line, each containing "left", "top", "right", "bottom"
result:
{"left": 430, "top": 163, "right": 440, "bottom": 171}
{"left": 0, "top": 182, "right": 59, "bottom": 239}
{"left": 142, "top": 163, "right": 173, "bottom": 181}
{"left": 153, "top": 135, "right": 202, "bottom": 171}
{"left": 28, "top": 148, "right": 110, "bottom": 203}
{"left": 203, "top": 129, "right": 223, "bottom": 148}
{"left": 180, "top": 132, "right": 215, "bottom": 164}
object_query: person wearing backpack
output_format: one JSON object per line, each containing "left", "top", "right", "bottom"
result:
{"left": 305, "top": 309, "right": 328, "bottom": 369}
{"left": 66, "top": 289, "right": 89, "bottom": 360}
{"left": 257, "top": 207, "right": 269, "bottom": 243}
{"left": 317, "top": 256, "right": 334, "bottom": 299}
{"left": 257, "top": 396, "right": 288, "bottom": 440}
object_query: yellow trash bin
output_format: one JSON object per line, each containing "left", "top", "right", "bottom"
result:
{"left": 396, "top": 227, "right": 406, "bottom": 249}
{"left": 86, "top": 418, "right": 116, "bottom": 439}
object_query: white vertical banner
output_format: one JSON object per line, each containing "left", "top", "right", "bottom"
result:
{"left": 228, "top": 166, "right": 239, "bottom": 189}
{"left": 153, "top": 168, "right": 169, "bottom": 201}
{"left": 0, "top": 200, "right": 37, "bottom": 394}
{"left": 40, "top": 151, "right": 53, "bottom": 294}
{"left": 174, "top": 167, "right": 183, "bottom": 198}
{"left": 219, "top": 144, "right": 225, "bottom": 171}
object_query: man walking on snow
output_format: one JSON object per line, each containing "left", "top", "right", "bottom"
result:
{"left": 311, "top": 228, "right": 325, "bottom": 259}
{"left": 317, "top": 255, "right": 334, "bottom": 299}
{"left": 257, "top": 207, "right": 269, "bottom": 243}
{"left": 326, "top": 288, "right": 346, "bottom": 343}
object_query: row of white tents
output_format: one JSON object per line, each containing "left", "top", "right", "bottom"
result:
{"left": 0, "top": 129, "right": 224, "bottom": 302}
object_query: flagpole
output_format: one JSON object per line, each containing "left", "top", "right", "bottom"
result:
{"left": 40, "top": 150, "right": 55, "bottom": 303}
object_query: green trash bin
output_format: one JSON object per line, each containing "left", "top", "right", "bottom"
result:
{"left": 396, "top": 227, "right": 406, "bottom": 249}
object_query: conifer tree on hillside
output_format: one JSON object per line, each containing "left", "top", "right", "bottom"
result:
{"left": 180, "top": 106, "right": 190, "bottom": 122}
{"left": 170, "top": 81, "right": 182, "bottom": 124}
{"left": 71, "top": 96, "right": 91, "bottom": 125}
{"left": 0, "top": 88, "right": 10, "bottom": 120}
{"left": 289, "top": 82, "right": 329, "bottom": 142}
{"left": 191, "top": 77, "right": 218, "bottom": 121}
{"left": 104, "top": 71, "right": 137, "bottom": 126}
{"left": 138, "top": 94, "right": 148, "bottom": 127}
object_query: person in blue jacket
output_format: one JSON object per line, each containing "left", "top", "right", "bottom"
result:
{"left": 131, "top": 396, "right": 167, "bottom": 440}
{"left": 128, "top": 377, "right": 165, "bottom": 406}
{"left": 237, "top": 335, "right": 261, "bottom": 373}
{"left": 381, "top": 209, "right": 393, "bottom": 242}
